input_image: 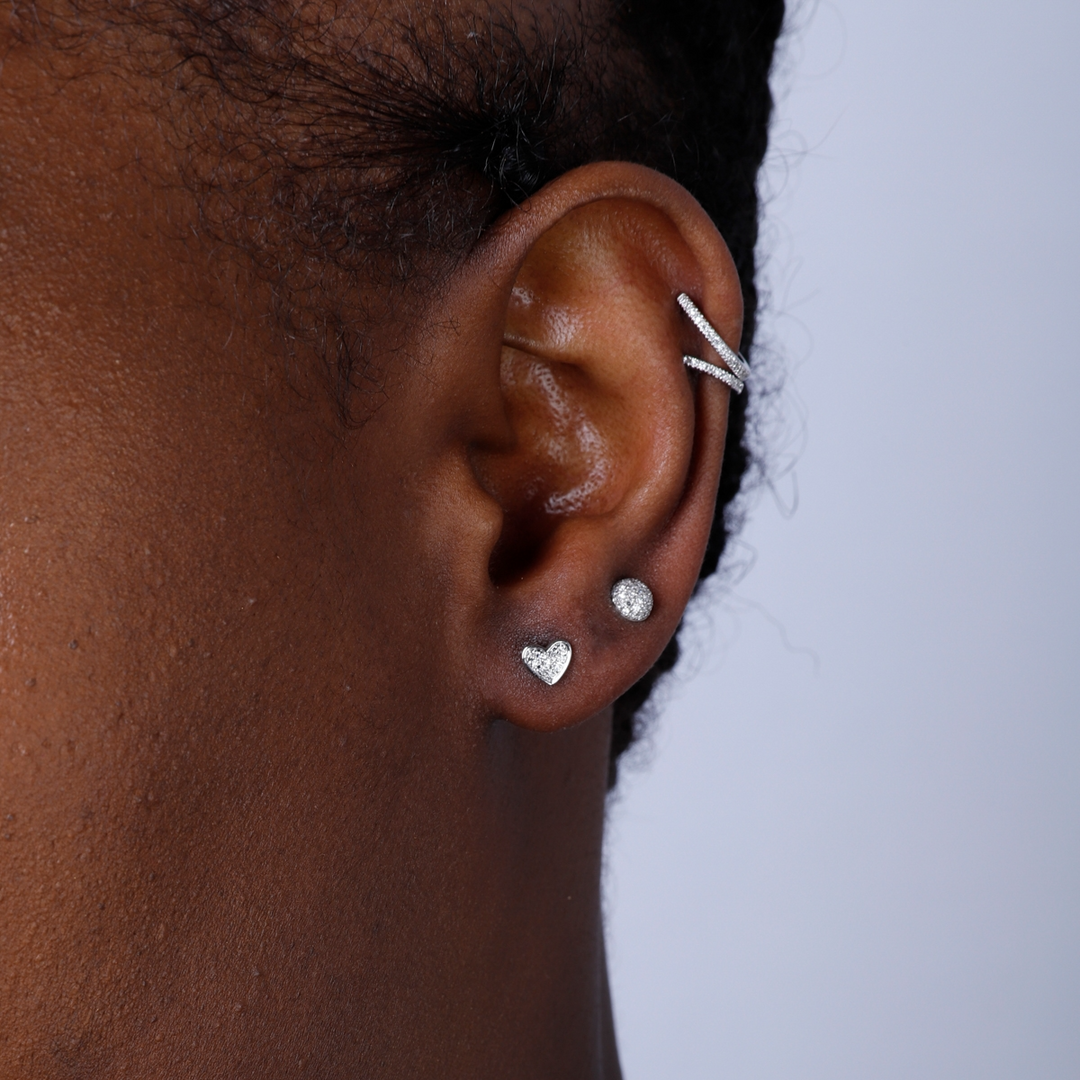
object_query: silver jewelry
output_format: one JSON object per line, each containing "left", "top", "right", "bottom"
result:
{"left": 521, "top": 640, "right": 572, "bottom": 685}
{"left": 611, "top": 578, "right": 653, "bottom": 622}
{"left": 677, "top": 292, "right": 749, "bottom": 394}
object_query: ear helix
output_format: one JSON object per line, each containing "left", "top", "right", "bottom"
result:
{"left": 518, "top": 291, "right": 743, "bottom": 688}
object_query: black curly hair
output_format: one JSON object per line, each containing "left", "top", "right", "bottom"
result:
{"left": 605, "top": 0, "right": 784, "bottom": 783}
{"left": 16, "top": 0, "right": 784, "bottom": 784}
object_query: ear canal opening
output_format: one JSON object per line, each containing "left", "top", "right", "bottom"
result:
{"left": 487, "top": 498, "right": 560, "bottom": 585}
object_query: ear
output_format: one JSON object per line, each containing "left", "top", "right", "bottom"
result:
{"left": 421, "top": 163, "right": 743, "bottom": 733}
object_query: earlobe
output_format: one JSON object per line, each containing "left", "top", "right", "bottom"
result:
{"left": 433, "top": 163, "right": 745, "bottom": 732}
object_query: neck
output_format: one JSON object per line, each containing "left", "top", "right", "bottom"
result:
{"left": 3, "top": 693, "right": 620, "bottom": 1078}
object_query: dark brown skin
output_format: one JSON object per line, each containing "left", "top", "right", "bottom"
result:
{"left": 0, "top": 22, "right": 743, "bottom": 1079}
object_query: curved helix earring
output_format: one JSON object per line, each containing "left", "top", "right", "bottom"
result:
{"left": 677, "top": 292, "right": 749, "bottom": 394}
{"left": 611, "top": 578, "right": 653, "bottom": 622}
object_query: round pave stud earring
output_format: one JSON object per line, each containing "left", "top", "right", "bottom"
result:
{"left": 611, "top": 578, "right": 653, "bottom": 622}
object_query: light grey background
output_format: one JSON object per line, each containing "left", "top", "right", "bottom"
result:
{"left": 605, "top": 2, "right": 1080, "bottom": 1077}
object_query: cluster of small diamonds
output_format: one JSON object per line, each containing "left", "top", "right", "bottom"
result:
{"left": 683, "top": 354, "right": 744, "bottom": 394}
{"left": 676, "top": 292, "right": 750, "bottom": 379}
{"left": 676, "top": 292, "right": 750, "bottom": 393}
{"left": 611, "top": 578, "right": 654, "bottom": 622}
{"left": 521, "top": 640, "right": 573, "bottom": 685}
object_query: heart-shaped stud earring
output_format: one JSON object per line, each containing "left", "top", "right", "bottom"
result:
{"left": 521, "top": 640, "right": 572, "bottom": 686}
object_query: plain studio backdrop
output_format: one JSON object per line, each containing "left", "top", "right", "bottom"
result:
{"left": 605, "top": 2, "right": 1080, "bottom": 1078}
